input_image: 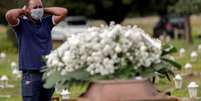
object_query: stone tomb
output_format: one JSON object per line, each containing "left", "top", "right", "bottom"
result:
{"left": 77, "top": 80, "right": 179, "bottom": 101}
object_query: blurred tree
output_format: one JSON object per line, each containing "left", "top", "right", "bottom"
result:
{"left": 132, "top": 0, "right": 176, "bottom": 16}
{"left": 0, "top": 0, "right": 178, "bottom": 25}
{"left": 46, "top": 0, "right": 177, "bottom": 24}
{"left": 169, "top": 0, "right": 201, "bottom": 43}
{"left": 93, "top": 0, "right": 133, "bottom": 24}
{"left": 0, "top": 0, "right": 25, "bottom": 24}
{"left": 47, "top": 0, "right": 95, "bottom": 18}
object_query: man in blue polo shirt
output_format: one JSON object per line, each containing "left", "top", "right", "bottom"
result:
{"left": 5, "top": 0, "right": 67, "bottom": 100}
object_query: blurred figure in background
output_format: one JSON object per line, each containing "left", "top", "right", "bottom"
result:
{"left": 153, "top": 14, "right": 185, "bottom": 39}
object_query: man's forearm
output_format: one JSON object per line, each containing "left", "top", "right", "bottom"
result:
{"left": 6, "top": 9, "right": 25, "bottom": 20}
{"left": 44, "top": 7, "right": 67, "bottom": 24}
{"left": 44, "top": 7, "right": 67, "bottom": 16}
{"left": 6, "top": 8, "right": 26, "bottom": 25}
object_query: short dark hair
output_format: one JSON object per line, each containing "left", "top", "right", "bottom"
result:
{"left": 25, "top": 0, "right": 30, "bottom": 6}
{"left": 25, "top": 0, "right": 43, "bottom": 7}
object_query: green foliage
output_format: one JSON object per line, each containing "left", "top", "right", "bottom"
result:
{"left": 1, "top": 0, "right": 178, "bottom": 24}
{"left": 169, "top": 0, "right": 201, "bottom": 15}
{"left": 0, "top": 30, "right": 17, "bottom": 53}
{"left": 162, "top": 44, "right": 178, "bottom": 56}
{"left": 45, "top": 0, "right": 96, "bottom": 17}
{"left": 43, "top": 71, "right": 61, "bottom": 88}
{"left": 6, "top": 27, "right": 17, "bottom": 48}
{"left": 1, "top": 0, "right": 200, "bottom": 24}
{"left": 0, "top": 0, "right": 25, "bottom": 24}
{"left": 122, "top": 0, "right": 133, "bottom": 5}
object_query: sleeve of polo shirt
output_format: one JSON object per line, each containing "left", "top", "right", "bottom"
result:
{"left": 44, "top": 15, "right": 56, "bottom": 30}
{"left": 11, "top": 18, "right": 22, "bottom": 32}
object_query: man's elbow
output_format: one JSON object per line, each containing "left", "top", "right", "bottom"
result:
{"left": 5, "top": 10, "right": 12, "bottom": 20}
{"left": 59, "top": 8, "right": 67, "bottom": 20}
{"left": 5, "top": 10, "right": 16, "bottom": 21}
{"left": 60, "top": 8, "right": 68, "bottom": 16}
{"left": 5, "top": 10, "right": 19, "bottom": 25}
{"left": 62, "top": 8, "right": 68, "bottom": 17}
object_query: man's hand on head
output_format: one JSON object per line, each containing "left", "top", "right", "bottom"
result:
{"left": 5, "top": 7, "right": 27, "bottom": 26}
{"left": 44, "top": 7, "right": 68, "bottom": 25}
{"left": 22, "top": 5, "right": 29, "bottom": 16}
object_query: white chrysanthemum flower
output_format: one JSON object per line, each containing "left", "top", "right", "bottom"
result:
{"left": 115, "top": 45, "right": 122, "bottom": 53}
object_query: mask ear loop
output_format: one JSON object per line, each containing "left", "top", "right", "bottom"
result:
{"left": 39, "top": 8, "right": 44, "bottom": 21}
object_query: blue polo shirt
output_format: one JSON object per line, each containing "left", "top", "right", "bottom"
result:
{"left": 12, "top": 16, "right": 55, "bottom": 70}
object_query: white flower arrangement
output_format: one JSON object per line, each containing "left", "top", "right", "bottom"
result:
{"left": 46, "top": 25, "right": 162, "bottom": 75}
{"left": 43, "top": 24, "right": 181, "bottom": 89}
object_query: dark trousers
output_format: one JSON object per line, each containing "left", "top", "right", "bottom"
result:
{"left": 21, "top": 71, "right": 54, "bottom": 101}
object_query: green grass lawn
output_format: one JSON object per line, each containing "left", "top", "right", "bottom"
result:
{"left": 157, "top": 38, "right": 201, "bottom": 98}
{"left": 0, "top": 26, "right": 21, "bottom": 101}
{"left": 1, "top": 16, "right": 201, "bottom": 101}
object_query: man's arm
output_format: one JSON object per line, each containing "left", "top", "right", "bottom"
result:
{"left": 44, "top": 7, "right": 68, "bottom": 25}
{"left": 5, "top": 9, "right": 26, "bottom": 26}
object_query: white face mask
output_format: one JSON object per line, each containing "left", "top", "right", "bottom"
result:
{"left": 31, "top": 8, "right": 44, "bottom": 20}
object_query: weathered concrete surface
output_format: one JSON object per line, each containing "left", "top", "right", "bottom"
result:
{"left": 77, "top": 80, "right": 180, "bottom": 101}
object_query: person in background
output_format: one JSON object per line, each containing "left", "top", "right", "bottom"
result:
{"left": 5, "top": 0, "right": 67, "bottom": 100}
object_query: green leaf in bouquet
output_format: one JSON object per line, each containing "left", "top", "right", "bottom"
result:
{"left": 161, "top": 57, "right": 182, "bottom": 70}
{"left": 44, "top": 69, "right": 91, "bottom": 89}
{"left": 89, "top": 74, "right": 108, "bottom": 80}
{"left": 157, "top": 73, "right": 166, "bottom": 78}
{"left": 43, "top": 71, "right": 62, "bottom": 89}
{"left": 63, "top": 80, "right": 89, "bottom": 88}
{"left": 62, "top": 69, "right": 91, "bottom": 81}
{"left": 162, "top": 44, "right": 178, "bottom": 56}
{"left": 139, "top": 67, "right": 156, "bottom": 78}
{"left": 158, "top": 66, "right": 175, "bottom": 81}
{"left": 153, "top": 63, "right": 168, "bottom": 71}
{"left": 164, "top": 72, "right": 171, "bottom": 81}
{"left": 112, "top": 64, "right": 137, "bottom": 79}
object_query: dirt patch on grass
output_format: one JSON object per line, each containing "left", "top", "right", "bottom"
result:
{"left": 0, "top": 25, "right": 6, "bottom": 33}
